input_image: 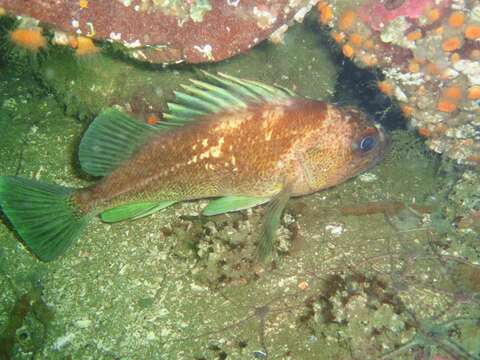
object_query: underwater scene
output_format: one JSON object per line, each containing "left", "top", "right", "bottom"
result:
{"left": 0, "top": 0, "right": 479, "bottom": 359}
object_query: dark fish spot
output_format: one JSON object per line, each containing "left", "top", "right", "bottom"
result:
{"left": 383, "top": 0, "right": 405, "bottom": 10}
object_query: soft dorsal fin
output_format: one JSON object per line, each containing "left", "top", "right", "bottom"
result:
{"left": 163, "top": 71, "right": 296, "bottom": 123}
{"left": 78, "top": 108, "right": 168, "bottom": 176}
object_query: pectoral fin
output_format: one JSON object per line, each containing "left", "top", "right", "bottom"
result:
{"left": 100, "top": 201, "right": 176, "bottom": 223}
{"left": 257, "top": 186, "right": 291, "bottom": 262}
{"left": 202, "top": 196, "right": 270, "bottom": 216}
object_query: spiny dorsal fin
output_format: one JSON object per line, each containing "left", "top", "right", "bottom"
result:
{"left": 163, "top": 71, "right": 296, "bottom": 123}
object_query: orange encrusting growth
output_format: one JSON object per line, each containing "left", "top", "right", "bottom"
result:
{"left": 467, "top": 86, "right": 480, "bottom": 100}
{"left": 442, "top": 37, "right": 462, "bottom": 52}
{"left": 69, "top": 37, "right": 79, "bottom": 49}
{"left": 349, "top": 33, "right": 362, "bottom": 47}
{"left": 342, "top": 44, "right": 354, "bottom": 58}
{"left": 339, "top": 9, "right": 356, "bottom": 31}
{"left": 377, "top": 81, "right": 393, "bottom": 96}
{"left": 331, "top": 31, "right": 345, "bottom": 43}
{"left": 406, "top": 30, "right": 422, "bottom": 41}
{"left": 401, "top": 105, "right": 414, "bottom": 117}
{"left": 418, "top": 127, "right": 432, "bottom": 137}
{"left": 426, "top": 8, "right": 441, "bottom": 23}
{"left": 442, "top": 86, "right": 462, "bottom": 100}
{"left": 448, "top": 11, "right": 465, "bottom": 28}
{"left": 9, "top": 28, "right": 47, "bottom": 51}
{"left": 436, "top": 99, "right": 457, "bottom": 113}
{"left": 408, "top": 61, "right": 420, "bottom": 73}
{"left": 464, "top": 25, "right": 480, "bottom": 40}
{"left": 317, "top": 2, "right": 333, "bottom": 24}
{"left": 75, "top": 36, "right": 98, "bottom": 56}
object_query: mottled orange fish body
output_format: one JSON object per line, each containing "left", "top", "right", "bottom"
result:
{"left": 80, "top": 100, "right": 321, "bottom": 207}
{"left": 0, "top": 72, "right": 389, "bottom": 261}
{"left": 79, "top": 98, "right": 385, "bottom": 212}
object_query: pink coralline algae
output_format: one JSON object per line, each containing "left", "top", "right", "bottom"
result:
{"left": 317, "top": 0, "right": 480, "bottom": 166}
{"left": 358, "top": 0, "right": 441, "bottom": 31}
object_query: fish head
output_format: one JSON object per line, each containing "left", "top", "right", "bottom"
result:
{"left": 295, "top": 104, "right": 390, "bottom": 193}
{"left": 339, "top": 106, "right": 390, "bottom": 176}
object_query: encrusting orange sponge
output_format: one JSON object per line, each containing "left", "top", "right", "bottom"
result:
{"left": 437, "top": 99, "right": 457, "bottom": 113}
{"left": 9, "top": 27, "right": 47, "bottom": 51}
{"left": 377, "top": 80, "right": 393, "bottom": 96}
{"left": 467, "top": 86, "right": 480, "bottom": 100}
{"left": 448, "top": 11, "right": 465, "bottom": 28}
{"left": 342, "top": 43, "right": 354, "bottom": 58}
{"left": 426, "top": 8, "right": 441, "bottom": 23}
{"left": 339, "top": 9, "right": 356, "bottom": 31}
{"left": 464, "top": 25, "right": 480, "bottom": 40}
{"left": 442, "top": 37, "right": 462, "bottom": 52}
{"left": 75, "top": 36, "right": 98, "bottom": 56}
{"left": 318, "top": 2, "right": 333, "bottom": 24}
{"left": 442, "top": 85, "right": 463, "bottom": 100}
{"left": 406, "top": 30, "right": 422, "bottom": 41}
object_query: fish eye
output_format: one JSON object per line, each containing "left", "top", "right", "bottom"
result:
{"left": 359, "top": 136, "right": 376, "bottom": 152}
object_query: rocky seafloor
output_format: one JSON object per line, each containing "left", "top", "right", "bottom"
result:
{"left": 0, "top": 8, "right": 479, "bottom": 360}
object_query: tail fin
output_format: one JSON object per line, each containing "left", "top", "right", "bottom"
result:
{"left": 0, "top": 176, "right": 93, "bottom": 261}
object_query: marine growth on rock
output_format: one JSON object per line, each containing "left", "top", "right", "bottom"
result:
{"left": 318, "top": 0, "right": 480, "bottom": 166}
